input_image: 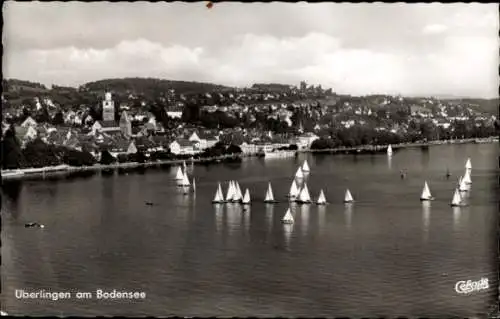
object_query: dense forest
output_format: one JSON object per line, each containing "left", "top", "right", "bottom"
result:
{"left": 80, "top": 77, "right": 231, "bottom": 95}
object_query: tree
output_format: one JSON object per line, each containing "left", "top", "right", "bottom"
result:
{"left": 311, "top": 137, "right": 335, "bottom": 150}
{"left": 63, "top": 149, "right": 96, "bottom": 167}
{"left": 22, "top": 138, "right": 62, "bottom": 168}
{"left": 52, "top": 111, "right": 65, "bottom": 125}
{"left": 226, "top": 144, "right": 242, "bottom": 154}
{"left": 100, "top": 150, "right": 117, "bottom": 165}
{"left": 117, "top": 153, "right": 129, "bottom": 163}
{"left": 1, "top": 126, "right": 24, "bottom": 169}
{"left": 129, "top": 151, "right": 147, "bottom": 163}
{"left": 35, "top": 108, "right": 50, "bottom": 123}
{"left": 181, "top": 100, "right": 201, "bottom": 124}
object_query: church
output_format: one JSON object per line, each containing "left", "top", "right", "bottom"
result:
{"left": 99, "top": 91, "right": 131, "bottom": 139}
{"left": 101, "top": 92, "right": 120, "bottom": 131}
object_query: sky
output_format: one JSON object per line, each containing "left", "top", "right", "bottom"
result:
{"left": 3, "top": 2, "right": 499, "bottom": 98}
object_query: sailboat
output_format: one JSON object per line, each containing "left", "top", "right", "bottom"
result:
{"left": 316, "top": 189, "right": 327, "bottom": 205}
{"left": 450, "top": 188, "right": 463, "bottom": 207}
{"left": 183, "top": 160, "right": 187, "bottom": 170}
{"left": 264, "top": 182, "right": 278, "bottom": 203}
{"left": 465, "top": 158, "right": 472, "bottom": 170}
{"left": 387, "top": 145, "right": 393, "bottom": 156}
{"left": 281, "top": 208, "right": 294, "bottom": 224}
{"left": 302, "top": 160, "right": 310, "bottom": 173}
{"left": 295, "top": 167, "right": 304, "bottom": 179}
{"left": 462, "top": 169, "right": 472, "bottom": 184}
{"left": 420, "top": 181, "right": 434, "bottom": 201}
{"left": 458, "top": 176, "right": 469, "bottom": 192}
{"left": 242, "top": 188, "right": 251, "bottom": 205}
{"left": 237, "top": 182, "right": 244, "bottom": 199}
{"left": 344, "top": 189, "right": 354, "bottom": 203}
{"left": 212, "top": 182, "right": 224, "bottom": 204}
{"left": 232, "top": 181, "right": 243, "bottom": 203}
{"left": 226, "top": 181, "right": 235, "bottom": 202}
{"left": 192, "top": 178, "right": 196, "bottom": 193}
{"left": 178, "top": 170, "right": 191, "bottom": 187}
{"left": 288, "top": 180, "right": 299, "bottom": 200}
{"left": 297, "top": 183, "right": 312, "bottom": 204}
{"left": 175, "top": 167, "right": 184, "bottom": 180}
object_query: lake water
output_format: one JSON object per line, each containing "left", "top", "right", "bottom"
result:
{"left": 1, "top": 143, "right": 498, "bottom": 317}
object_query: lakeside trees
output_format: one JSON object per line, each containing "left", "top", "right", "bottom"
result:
{"left": 1, "top": 126, "right": 25, "bottom": 169}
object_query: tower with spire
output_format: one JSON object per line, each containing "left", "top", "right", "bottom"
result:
{"left": 102, "top": 91, "right": 115, "bottom": 126}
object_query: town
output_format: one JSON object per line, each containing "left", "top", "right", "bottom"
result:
{"left": 1, "top": 78, "right": 498, "bottom": 171}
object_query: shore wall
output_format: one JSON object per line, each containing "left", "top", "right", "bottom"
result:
{"left": 1, "top": 137, "right": 497, "bottom": 182}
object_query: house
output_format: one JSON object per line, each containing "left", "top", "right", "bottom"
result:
{"left": 89, "top": 121, "right": 103, "bottom": 135}
{"left": 296, "top": 133, "right": 319, "bottom": 150}
{"left": 21, "top": 116, "right": 37, "bottom": 128}
{"left": 167, "top": 111, "right": 182, "bottom": 119}
{"left": 119, "top": 111, "right": 132, "bottom": 138}
{"left": 147, "top": 116, "right": 157, "bottom": 130}
{"left": 169, "top": 139, "right": 198, "bottom": 155}
{"left": 84, "top": 115, "right": 94, "bottom": 125}
{"left": 240, "top": 142, "right": 260, "bottom": 154}
{"left": 24, "top": 126, "right": 38, "bottom": 140}
{"left": 189, "top": 132, "right": 201, "bottom": 143}
{"left": 127, "top": 141, "right": 138, "bottom": 154}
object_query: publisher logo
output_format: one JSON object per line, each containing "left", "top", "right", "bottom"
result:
{"left": 455, "top": 278, "right": 489, "bottom": 294}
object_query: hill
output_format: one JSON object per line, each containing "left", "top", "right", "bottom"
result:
{"left": 79, "top": 77, "right": 231, "bottom": 96}
{"left": 444, "top": 98, "right": 498, "bottom": 116}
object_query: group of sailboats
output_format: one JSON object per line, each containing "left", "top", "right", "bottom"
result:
{"left": 419, "top": 158, "right": 472, "bottom": 207}
{"left": 175, "top": 162, "right": 195, "bottom": 193}
{"left": 294, "top": 159, "right": 310, "bottom": 180}
{"left": 280, "top": 160, "right": 355, "bottom": 224}
{"left": 212, "top": 180, "right": 251, "bottom": 205}
{"left": 451, "top": 158, "right": 472, "bottom": 207}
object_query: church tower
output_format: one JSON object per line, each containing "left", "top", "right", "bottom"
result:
{"left": 102, "top": 91, "right": 115, "bottom": 127}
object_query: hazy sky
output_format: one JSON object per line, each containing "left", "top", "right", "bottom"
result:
{"left": 3, "top": 2, "right": 499, "bottom": 98}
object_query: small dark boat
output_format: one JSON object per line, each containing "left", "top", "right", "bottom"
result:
{"left": 25, "top": 222, "right": 45, "bottom": 228}
{"left": 145, "top": 202, "right": 154, "bottom": 206}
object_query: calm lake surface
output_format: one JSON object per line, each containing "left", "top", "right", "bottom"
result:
{"left": 1, "top": 143, "right": 498, "bottom": 317}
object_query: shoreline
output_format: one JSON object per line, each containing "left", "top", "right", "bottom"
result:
{"left": 301, "top": 136, "right": 498, "bottom": 154}
{"left": 1, "top": 137, "right": 497, "bottom": 182}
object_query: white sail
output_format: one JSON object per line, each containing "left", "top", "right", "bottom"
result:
{"left": 462, "top": 169, "right": 472, "bottom": 184}
{"left": 232, "top": 181, "right": 243, "bottom": 202}
{"left": 282, "top": 208, "right": 294, "bottom": 223}
{"left": 213, "top": 183, "right": 223, "bottom": 203}
{"left": 289, "top": 180, "right": 299, "bottom": 198}
{"left": 387, "top": 145, "right": 393, "bottom": 156}
{"left": 420, "top": 181, "right": 433, "bottom": 200}
{"left": 459, "top": 176, "right": 469, "bottom": 192}
{"left": 217, "top": 183, "right": 224, "bottom": 202}
{"left": 180, "top": 171, "right": 190, "bottom": 186}
{"left": 226, "top": 181, "right": 235, "bottom": 201}
{"left": 298, "top": 183, "right": 311, "bottom": 203}
{"left": 465, "top": 158, "right": 472, "bottom": 170}
{"left": 451, "top": 188, "right": 462, "bottom": 206}
{"left": 175, "top": 167, "right": 184, "bottom": 180}
{"left": 316, "top": 189, "right": 327, "bottom": 205}
{"left": 193, "top": 178, "right": 196, "bottom": 192}
{"left": 236, "top": 182, "right": 243, "bottom": 201}
{"left": 295, "top": 167, "right": 304, "bottom": 179}
{"left": 302, "top": 160, "right": 310, "bottom": 172}
{"left": 264, "top": 182, "right": 275, "bottom": 202}
{"left": 242, "top": 189, "right": 251, "bottom": 204}
{"left": 344, "top": 189, "right": 354, "bottom": 203}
